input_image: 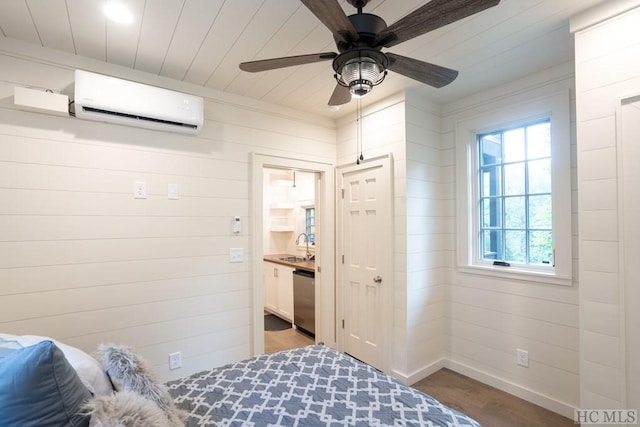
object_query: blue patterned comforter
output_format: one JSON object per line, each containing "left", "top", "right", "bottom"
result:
{"left": 167, "top": 345, "right": 481, "bottom": 426}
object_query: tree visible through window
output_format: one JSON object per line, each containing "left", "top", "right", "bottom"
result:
{"left": 478, "top": 120, "right": 553, "bottom": 265}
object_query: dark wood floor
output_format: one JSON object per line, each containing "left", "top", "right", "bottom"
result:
{"left": 412, "top": 368, "right": 575, "bottom": 427}
{"left": 264, "top": 331, "right": 575, "bottom": 427}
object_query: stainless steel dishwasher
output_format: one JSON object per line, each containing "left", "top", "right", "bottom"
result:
{"left": 293, "top": 269, "right": 315, "bottom": 336}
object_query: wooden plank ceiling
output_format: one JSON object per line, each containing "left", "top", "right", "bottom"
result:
{"left": 0, "top": 0, "right": 606, "bottom": 118}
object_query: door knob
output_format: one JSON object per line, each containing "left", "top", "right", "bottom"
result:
{"left": 373, "top": 276, "right": 382, "bottom": 283}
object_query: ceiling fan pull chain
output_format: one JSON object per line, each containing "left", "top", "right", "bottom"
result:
{"left": 359, "top": 98, "right": 364, "bottom": 162}
{"left": 356, "top": 98, "right": 363, "bottom": 164}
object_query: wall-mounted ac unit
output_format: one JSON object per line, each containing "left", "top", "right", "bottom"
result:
{"left": 72, "top": 70, "right": 203, "bottom": 134}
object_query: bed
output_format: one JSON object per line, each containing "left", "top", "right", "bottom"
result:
{"left": 167, "top": 344, "right": 481, "bottom": 426}
{"left": 0, "top": 334, "right": 480, "bottom": 426}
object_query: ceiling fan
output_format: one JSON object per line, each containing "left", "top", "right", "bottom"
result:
{"left": 239, "top": 0, "right": 501, "bottom": 106}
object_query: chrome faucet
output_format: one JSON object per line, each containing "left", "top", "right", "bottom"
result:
{"left": 295, "top": 232, "right": 312, "bottom": 260}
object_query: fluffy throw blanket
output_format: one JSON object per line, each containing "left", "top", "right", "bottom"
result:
{"left": 90, "top": 344, "right": 185, "bottom": 427}
{"left": 84, "top": 391, "right": 177, "bottom": 427}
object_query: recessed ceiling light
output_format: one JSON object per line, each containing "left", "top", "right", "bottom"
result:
{"left": 328, "top": 105, "right": 340, "bottom": 112}
{"left": 103, "top": 2, "right": 133, "bottom": 24}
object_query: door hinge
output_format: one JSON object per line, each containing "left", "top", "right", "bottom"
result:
{"left": 341, "top": 255, "right": 344, "bottom": 264}
{"left": 317, "top": 266, "right": 321, "bottom": 273}
{"left": 341, "top": 188, "right": 344, "bottom": 199}
{"left": 342, "top": 319, "right": 345, "bottom": 329}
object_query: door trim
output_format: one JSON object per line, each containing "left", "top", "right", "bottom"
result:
{"left": 250, "top": 153, "right": 335, "bottom": 356}
{"left": 336, "top": 153, "right": 394, "bottom": 374}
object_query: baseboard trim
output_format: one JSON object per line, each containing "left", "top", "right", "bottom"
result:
{"left": 391, "top": 358, "right": 446, "bottom": 385}
{"left": 444, "top": 359, "right": 577, "bottom": 419}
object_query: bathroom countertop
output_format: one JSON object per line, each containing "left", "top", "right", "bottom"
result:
{"left": 263, "top": 253, "right": 315, "bottom": 273}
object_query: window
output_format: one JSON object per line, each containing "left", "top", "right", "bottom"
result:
{"left": 305, "top": 207, "right": 315, "bottom": 244}
{"left": 456, "top": 91, "right": 572, "bottom": 285}
{"left": 479, "top": 120, "right": 553, "bottom": 265}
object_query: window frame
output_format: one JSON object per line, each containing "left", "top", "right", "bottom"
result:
{"left": 455, "top": 90, "right": 572, "bottom": 286}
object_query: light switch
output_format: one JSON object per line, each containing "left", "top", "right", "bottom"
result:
{"left": 229, "top": 248, "right": 244, "bottom": 263}
{"left": 168, "top": 183, "right": 179, "bottom": 200}
{"left": 134, "top": 181, "right": 146, "bottom": 199}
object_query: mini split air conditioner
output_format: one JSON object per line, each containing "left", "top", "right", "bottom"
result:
{"left": 72, "top": 70, "right": 203, "bottom": 134}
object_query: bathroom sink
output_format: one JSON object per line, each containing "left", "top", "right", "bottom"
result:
{"left": 278, "top": 256, "right": 307, "bottom": 263}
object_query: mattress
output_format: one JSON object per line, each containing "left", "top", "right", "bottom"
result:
{"left": 167, "top": 345, "right": 481, "bottom": 426}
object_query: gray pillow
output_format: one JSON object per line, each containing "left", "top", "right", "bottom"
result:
{"left": 0, "top": 340, "right": 92, "bottom": 427}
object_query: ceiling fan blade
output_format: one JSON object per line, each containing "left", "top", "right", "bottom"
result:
{"left": 378, "top": 0, "right": 500, "bottom": 48}
{"left": 300, "top": 0, "right": 359, "bottom": 44}
{"left": 240, "top": 52, "right": 337, "bottom": 72}
{"left": 328, "top": 84, "right": 351, "bottom": 106}
{"left": 386, "top": 53, "right": 458, "bottom": 88}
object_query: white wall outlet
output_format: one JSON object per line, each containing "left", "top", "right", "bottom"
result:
{"left": 134, "top": 181, "right": 147, "bottom": 199}
{"left": 169, "top": 352, "right": 182, "bottom": 370}
{"left": 229, "top": 248, "right": 244, "bottom": 263}
{"left": 517, "top": 348, "right": 529, "bottom": 367}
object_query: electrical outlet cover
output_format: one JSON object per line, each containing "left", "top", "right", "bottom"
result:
{"left": 134, "top": 181, "right": 147, "bottom": 199}
{"left": 230, "top": 248, "right": 244, "bottom": 263}
{"left": 169, "top": 352, "right": 182, "bottom": 370}
{"left": 168, "top": 183, "right": 179, "bottom": 200}
{"left": 517, "top": 349, "right": 529, "bottom": 367}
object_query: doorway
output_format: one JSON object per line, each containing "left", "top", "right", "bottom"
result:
{"left": 251, "top": 154, "right": 335, "bottom": 356}
{"left": 262, "top": 167, "right": 316, "bottom": 353}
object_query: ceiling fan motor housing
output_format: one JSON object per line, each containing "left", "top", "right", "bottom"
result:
{"left": 334, "top": 13, "right": 388, "bottom": 52}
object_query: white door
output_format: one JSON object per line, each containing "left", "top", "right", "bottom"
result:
{"left": 338, "top": 155, "right": 393, "bottom": 371}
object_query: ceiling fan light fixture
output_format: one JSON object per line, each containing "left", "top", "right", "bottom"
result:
{"left": 334, "top": 50, "right": 388, "bottom": 98}
{"left": 342, "top": 58, "right": 379, "bottom": 96}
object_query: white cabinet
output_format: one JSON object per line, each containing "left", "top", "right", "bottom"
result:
{"left": 263, "top": 262, "right": 279, "bottom": 313}
{"left": 269, "top": 204, "right": 295, "bottom": 232}
{"left": 263, "top": 261, "right": 295, "bottom": 322}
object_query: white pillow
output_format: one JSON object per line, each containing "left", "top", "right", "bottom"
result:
{"left": 0, "top": 333, "right": 114, "bottom": 396}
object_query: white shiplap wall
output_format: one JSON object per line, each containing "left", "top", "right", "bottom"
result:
{"left": 441, "top": 62, "right": 580, "bottom": 417}
{"left": 572, "top": 3, "right": 640, "bottom": 412}
{"left": 404, "top": 92, "right": 447, "bottom": 381}
{"left": 0, "top": 38, "right": 336, "bottom": 382}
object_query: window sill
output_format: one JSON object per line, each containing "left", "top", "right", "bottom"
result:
{"left": 457, "top": 264, "right": 573, "bottom": 287}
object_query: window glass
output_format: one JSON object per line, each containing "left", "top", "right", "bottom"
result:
{"left": 528, "top": 159, "right": 551, "bottom": 194}
{"left": 526, "top": 122, "right": 551, "bottom": 159}
{"left": 504, "top": 128, "right": 525, "bottom": 162}
{"left": 305, "top": 208, "right": 315, "bottom": 244}
{"left": 477, "top": 119, "right": 553, "bottom": 266}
